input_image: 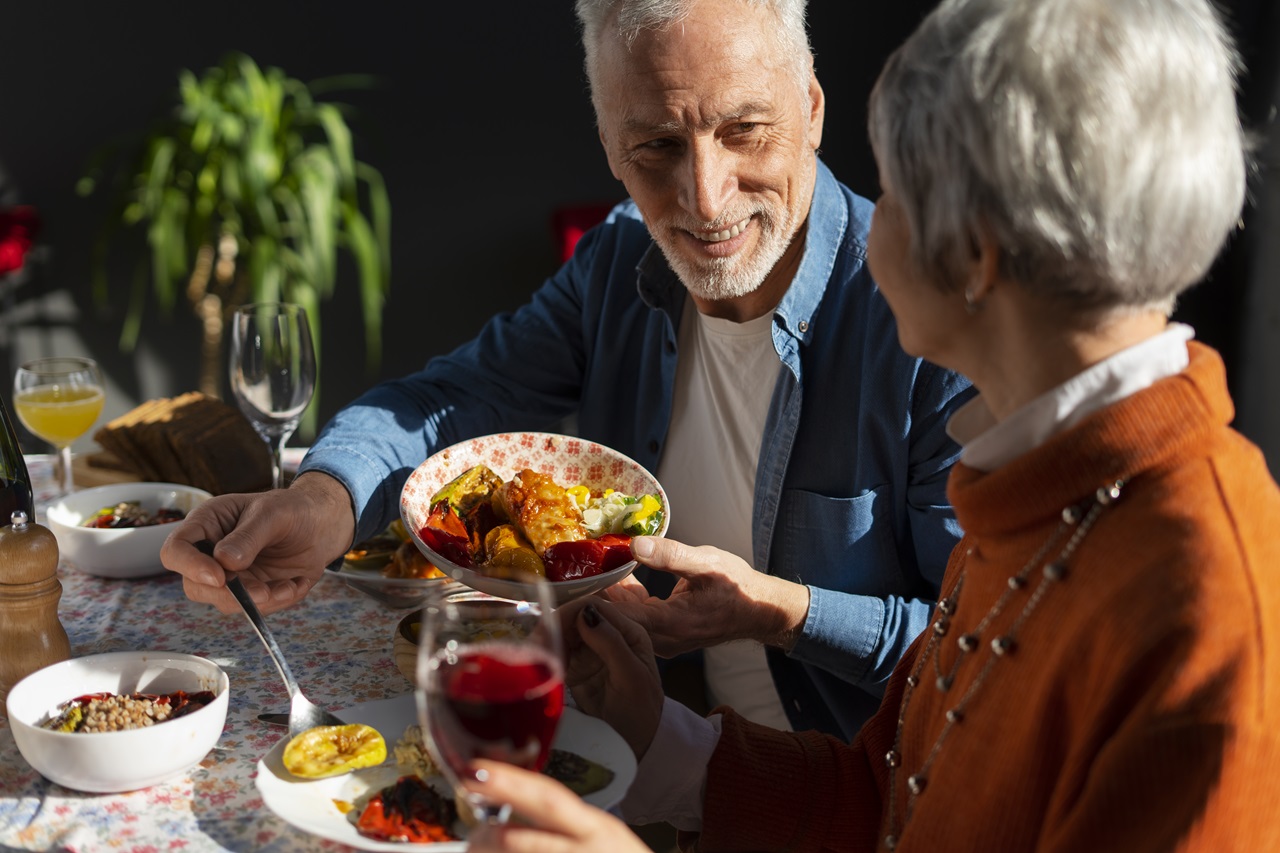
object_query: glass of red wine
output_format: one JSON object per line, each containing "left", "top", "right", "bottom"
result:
{"left": 415, "top": 582, "right": 565, "bottom": 826}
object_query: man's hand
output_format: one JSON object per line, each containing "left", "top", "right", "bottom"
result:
{"left": 558, "top": 598, "right": 663, "bottom": 761}
{"left": 159, "top": 472, "right": 356, "bottom": 614}
{"left": 604, "top": 536, "right": 811, "bottom": 657}
{"left": 464, "top": 762, "right": 650, "bottom": 853}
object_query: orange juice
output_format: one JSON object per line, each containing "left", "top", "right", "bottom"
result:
{"left": 13, "top": 385, "right": 105, "bottom": 448}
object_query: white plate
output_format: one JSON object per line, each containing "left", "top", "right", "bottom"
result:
{"left": 256, "top": 694, "right": 636, "bottom": 850}
{"left": 400, "top": 432, "right": 669, "bottom": 606}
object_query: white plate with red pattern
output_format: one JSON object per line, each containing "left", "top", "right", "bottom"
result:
{"left": 399, "top": 432, "right": 669, "bottom": 605}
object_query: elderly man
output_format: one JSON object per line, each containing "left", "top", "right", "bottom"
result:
{"left": 162, "top": 0, "right": 972, "bottom": 740}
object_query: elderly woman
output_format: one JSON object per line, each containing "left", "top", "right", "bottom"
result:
{"left": 464, "top": 0, "right": 1280, "bottom": 850}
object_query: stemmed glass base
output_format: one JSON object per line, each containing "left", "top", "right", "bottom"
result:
{"left": 471, "top": 800, "right": 513, "bottom": 827}
{"left": 250, "top": 421, "right": 298, "bottom": 491}
{"left": 54, "top": 445, "right": 75, "bottom": 498}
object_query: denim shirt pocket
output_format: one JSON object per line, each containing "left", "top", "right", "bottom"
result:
{"left": 771, "top": 485, "right": 900, "bottom": 596}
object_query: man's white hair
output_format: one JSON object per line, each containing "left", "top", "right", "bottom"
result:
{"left": 575, "top": 0, "right": 813, "bottom": 109}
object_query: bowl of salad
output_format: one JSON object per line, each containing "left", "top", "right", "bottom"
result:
{"left": 44, "top": 482, "right": 212, "bottom": 579}
{"left": 400, "top": 432, "right": 669, "bottom": 606}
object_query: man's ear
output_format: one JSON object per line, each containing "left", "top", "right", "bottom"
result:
{"left": 808, "top": 72, "right": 825, "bottom": 152}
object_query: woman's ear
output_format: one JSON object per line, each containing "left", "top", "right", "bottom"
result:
{"left": 965, "top": 226, "right": 1001, "bottom": 307}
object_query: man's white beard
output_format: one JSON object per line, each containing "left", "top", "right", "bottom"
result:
{"left": 659, "top": 206, "right": 795, "bottom": 303}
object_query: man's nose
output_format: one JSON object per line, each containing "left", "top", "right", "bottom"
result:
{"left": 678, "top": 139, "right": 735, "bottom": 223}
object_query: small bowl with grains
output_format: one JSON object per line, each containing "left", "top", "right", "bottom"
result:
{"left": 5, "top": 650, "right": 230, "bottom": 792}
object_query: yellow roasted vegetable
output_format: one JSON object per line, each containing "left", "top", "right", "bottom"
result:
{"left": 484, "top": 523, "right": 546, "bottom": 578}
{"left": 282, "top": 723, "right": 387, "bottom": 779}
{"left": 431, "top": 465, "right": 503, "bottom": 515}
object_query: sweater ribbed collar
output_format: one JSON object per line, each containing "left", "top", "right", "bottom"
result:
{"left": 947, "top": 341, "right": 1233, "bottom": 538}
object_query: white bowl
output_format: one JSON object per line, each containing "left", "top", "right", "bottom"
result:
{"left": 400, "top": 432, "right": 669, "bottom": 606}
{"left": 5, "top": 651, "right": 230, "bottom": 792}
{"left": 45, "top": 482, "right": 212, "bottom": 578}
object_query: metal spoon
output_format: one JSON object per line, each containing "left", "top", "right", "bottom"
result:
{"left": 224, "top": 574, "right": 346, "bottom": 739}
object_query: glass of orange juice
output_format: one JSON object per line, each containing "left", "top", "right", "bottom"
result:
{"left": 13, "top": 357, "right": 106, "bottom": 496}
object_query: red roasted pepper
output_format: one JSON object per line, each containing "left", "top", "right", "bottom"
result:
{"left": 418, "top": 501, "right": 474, "bottom": 567}
{"left": 544, "top": 534, "right": 632, "bottom": 582}
{"left": 356, "top": 775, "right": 458, "bottom": 843}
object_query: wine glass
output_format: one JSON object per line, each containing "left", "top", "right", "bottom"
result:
{"left": 12, "top": 357, "right": 106, "bottom": 497}
{"left": 415, "top": 581, "right": 565, "bottom": 826}
{"left": 229, "top": 303, "right": 317, "bottom": 490}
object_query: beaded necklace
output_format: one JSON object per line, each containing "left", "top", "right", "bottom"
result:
{"left": 881, "top": 480, "right": 1124, "bottom": 851}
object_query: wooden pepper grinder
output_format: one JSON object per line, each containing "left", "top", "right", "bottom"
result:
{"left": 0, "top": 509, "right": 71, "bottom": 713}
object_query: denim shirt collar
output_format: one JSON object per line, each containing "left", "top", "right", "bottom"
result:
{"left": 634, "top": 158, "right": 846, "bottom": 372}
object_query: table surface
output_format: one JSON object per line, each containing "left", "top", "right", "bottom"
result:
{"left": 1, "top": 457, "right": 416, "bottom": 852}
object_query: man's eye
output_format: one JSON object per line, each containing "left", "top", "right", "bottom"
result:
{"left": 639, "top": 138, "right": 677, "bottom": 151}
{"left": 731, "top": 122, "right": 759, "bottom": 135}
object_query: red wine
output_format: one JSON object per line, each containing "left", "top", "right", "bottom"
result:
{"left": 0, "top": 397, "right": 33, "bottom": 526}
{"left": 427, "top": 644, "right": 565, "bottom": 778}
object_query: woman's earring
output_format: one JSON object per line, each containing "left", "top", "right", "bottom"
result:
{"left": 964, "top": 287, "right": 982, "bottom": 315}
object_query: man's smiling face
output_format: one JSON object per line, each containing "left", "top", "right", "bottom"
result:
{"left": 592, "top": 0, "right": 823, "bottom": 307}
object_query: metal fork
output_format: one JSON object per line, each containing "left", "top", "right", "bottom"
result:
{"left": 226, "top": 575, "right": 346, "bottom": 739}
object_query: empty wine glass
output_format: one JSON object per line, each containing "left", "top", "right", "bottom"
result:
{"left": 229, "top": 303, "right": 317, "bottom": 490}
{"left": 13, "top": 357, "right": 106, "bottom": 497}
{"left": 416, "top": 581, "right": 565, "bottom": 826}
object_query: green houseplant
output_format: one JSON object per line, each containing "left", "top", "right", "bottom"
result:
{"left": 80, "top": 52, "right": 391, "bottom": 437}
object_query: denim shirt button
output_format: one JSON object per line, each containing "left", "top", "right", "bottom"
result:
{"left": 798, "top": 320, "right": 810, "bottom": 333}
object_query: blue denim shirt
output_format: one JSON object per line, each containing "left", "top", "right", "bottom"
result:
{"left": 301, "top": 160, "right": 973, "bottom": 739}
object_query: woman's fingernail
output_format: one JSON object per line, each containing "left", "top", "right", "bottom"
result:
{"left": 631, "top": 536, "right": 654, "bottom": 559}
{"left": 471, "top": 766, "right": 490, "bottom": 783}
{"left": 583, "top": 604, "right": 601, "bottom": 628}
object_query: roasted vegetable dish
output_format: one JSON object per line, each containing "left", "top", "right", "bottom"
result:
{"left": 417, "top": 465, "right": 664, "bottom": 582}
{"left": 344, "top": 519, "right": 446, "bottom": 580}
{"left": 82, "top": 501, "right": 186, "bottom": 529}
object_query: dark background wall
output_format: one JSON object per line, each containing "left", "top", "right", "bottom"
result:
{"left": 2, "top": 1, "right": 1276, "bottom": 463}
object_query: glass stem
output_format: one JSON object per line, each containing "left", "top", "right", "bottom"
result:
{"left": 56, "top": 445, "right": 74, "bottom": 496}
{"left": 473, "top": 801, "right": 513, "bottom": 826}
{"left": 268, "top": 430, "right": 294, "bottom": 490}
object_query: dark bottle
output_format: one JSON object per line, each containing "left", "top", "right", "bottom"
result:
{"left": 0, "top": 397, "right": 33, "bottom": 528}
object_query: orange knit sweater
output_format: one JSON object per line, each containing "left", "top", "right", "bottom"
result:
{"left": 691, "top": 343, "right": 1280, "bottom": 852}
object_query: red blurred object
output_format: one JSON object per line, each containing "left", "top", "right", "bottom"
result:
{"left": 0, "top": 206, "right": 39, "bottom": 276}
{"left": 551, "top": 203, "right": 617, "bottom": 263}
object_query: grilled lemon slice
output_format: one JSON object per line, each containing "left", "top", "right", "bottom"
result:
{"left": 282, "top": 723, "right": 387, "bottom": 779}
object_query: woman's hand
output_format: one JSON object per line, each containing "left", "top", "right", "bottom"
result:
{"left": 558, "top": 597, "right": 663, "bottom": 761}
{"left": 464, "top": 762, "right": 651, "bottom": 853}
{"left": 160, "top": 472, "right": 356, "bottom": 614}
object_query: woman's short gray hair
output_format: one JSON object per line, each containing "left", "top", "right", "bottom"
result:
{"left": 868, "top": 0, "right": 1250, "bottom": 313}
{"left": 575, "top": 0, "right": 812, "bottom": 106}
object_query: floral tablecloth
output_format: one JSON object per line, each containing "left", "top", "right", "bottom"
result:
{"left": 0, "top": 538, "right": 416, "bottom": 851}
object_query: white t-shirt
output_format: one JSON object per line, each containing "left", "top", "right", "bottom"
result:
{"left": 654, "top": 296, "right": 792, "bottom": 731}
